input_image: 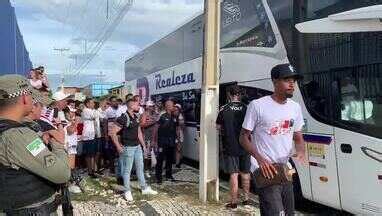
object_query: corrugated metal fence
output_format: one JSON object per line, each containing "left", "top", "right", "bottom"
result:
{"left": 0, "top": 0, "right": 32, "bottom": 76}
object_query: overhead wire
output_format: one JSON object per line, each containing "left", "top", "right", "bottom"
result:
{"left": 48, "top": 0, "right": 134, "bottom": 77}
{"left": 72, "top": 0, "right": 134, "bottom": 77}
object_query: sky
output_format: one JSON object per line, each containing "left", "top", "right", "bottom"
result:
{"left": 11, "top": 0, "right": 204, "bottom": 87}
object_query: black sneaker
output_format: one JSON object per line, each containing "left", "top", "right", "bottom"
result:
{"left": 117, "top": 177, "right": 124, "bottom": 185}
{"left": 225, "top": 203, "right": 238, "bottom": 209}
{"left": 89, "top": 173, "right": 98, "bottom": 179}
{"left": 175, "top": 163, "right": 181, "bottom": 168}
{"left": 96, "top": 168, "right": 105, "bottom": 175}
{"left": 156, "top": 179, "right": 162, "bottom": 185}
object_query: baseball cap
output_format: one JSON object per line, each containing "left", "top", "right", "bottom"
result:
{"left": 271, "top": 63, "right": 303, "bottom": 80}
{"left": 125, "top": 94, "right": 134, "bottom": 101}
{"left": 31, "top": 88, "right": 53, "bottom": 106}
{"left": 52, "top": 91, "right": 70, "bottom": 101}
{"left": 175, "top": 104, "right": 182, "bottom": 109}
{"left": 146, "top": 100, "right": 155, "bottom": 106}
{"left": 69, "top": 106, "right": 77, "bottom": 112}
{"left": 0, "top": 74, "right": 32, "bottom": 100}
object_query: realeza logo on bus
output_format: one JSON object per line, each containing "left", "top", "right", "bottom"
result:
{"left": 155, "top": 70, "right": 196, "bottom": 90}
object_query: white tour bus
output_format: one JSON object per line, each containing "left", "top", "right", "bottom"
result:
{"left": 124, "top": 0, "right": 382, "bottom": 214}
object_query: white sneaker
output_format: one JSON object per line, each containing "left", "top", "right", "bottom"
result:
{"left": 68, "top": 184, "right": 82, "bottom": 194}
{"left": 145, "top": 171, "right": 151, "bottom": 178}
{"left": 142, "top": 186, "right": 158, "bottom": 195}
{"left": 123, "top": 191, "right": 133, "bottom": 201}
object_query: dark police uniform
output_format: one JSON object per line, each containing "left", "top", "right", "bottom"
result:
{"left": 0, "top": 75, "right": 70, "bottom": 215}
{"left": 155, "top": 112, "right": 178, "bottom": 182}
{"left": 216, "top": 101, "right": 250, "bottom": 174}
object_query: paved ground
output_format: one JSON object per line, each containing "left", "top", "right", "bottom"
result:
{"left": 57, "top": 165, "right": 340, "bottom": 215}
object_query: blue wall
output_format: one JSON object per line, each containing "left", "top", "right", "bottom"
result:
{"left": 90, "top": 83, "right": 120, "bottom": 97}
{"left": 0, "top": 0, "right": 32, "bottom": 76}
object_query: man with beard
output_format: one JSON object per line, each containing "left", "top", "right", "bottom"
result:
{"left": 105, "top": 96, "right": 124, "bottom": 183}
{"left": 240, "top": 64, "right": 306, "bottom": 216}
{"left": 152, "top": 99, "right": 179, "bottom": 184}
{"left": 109, "top": 98, "right": 158, "bottom": 201}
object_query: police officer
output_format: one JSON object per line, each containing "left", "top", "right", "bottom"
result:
{"left": 24, "top": 88, "right": 53, "bottom": 136}
{"left": 0, "top": 75, "right": 71, "bottom": 215}
{"left": 153, "top": 99, "right": 179, "bottom": 184}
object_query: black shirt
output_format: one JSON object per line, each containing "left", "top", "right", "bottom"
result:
{"left": 157, "top": 112, "right": 178, "bottom": 148}
{"left": 116, "top": 112, "right": 140, "bottom": 146}
{"left": 35, "top": 119, "right": 55, "bottom": 132}
{"left": 216, "top": 101, "right": 247, "bottom": 156}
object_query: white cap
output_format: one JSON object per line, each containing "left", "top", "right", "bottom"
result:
{"left": 68, "top": 106, "right": 77, "bottom": 112}
{"left": 52, "top": 91, "right": 70, "bottom": 101}
{"left": 146, "top": 100, "right": 155, "bottom": 106}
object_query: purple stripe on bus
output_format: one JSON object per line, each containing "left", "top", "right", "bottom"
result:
{"left": 303, "top": 134, "right": 332, "bottom": 145}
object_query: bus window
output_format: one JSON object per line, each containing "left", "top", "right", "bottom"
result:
{"left": 221, "top": 0, "right": 276, "bottom": 48}
{"left": 152, "top": 90, "right": 201, "bottom": 124}
{"left": 297, "top": 0, "right": 382, "bottom": 139}
{"left": 240, "top": 86, "right": 273, "bottom": 105}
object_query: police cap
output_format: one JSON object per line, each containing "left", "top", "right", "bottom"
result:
{"left": 0, "top": 74, "right": 32, "bottom": 100}
{"left": 30, "top": 88, "right": 53, "bottom": 106}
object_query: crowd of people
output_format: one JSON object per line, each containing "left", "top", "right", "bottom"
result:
{"left": 0, "top": 69, "right": 187, "bottom": 214}
{"left": 0, "top": 62, "right": 307, "bottom": 216}
{"left": 47, "top": 88, "right": 187, "bottom": 198}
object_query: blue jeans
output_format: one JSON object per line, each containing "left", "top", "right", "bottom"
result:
{"left": 119, "top": 145, "right": 147, "bottom": 192}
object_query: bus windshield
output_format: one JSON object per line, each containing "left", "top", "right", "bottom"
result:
{"left": 221, "top": 0, "right": 276, "bottom": 48}
{"left": 297, "top": 0, "right": 382, "bottom": 138}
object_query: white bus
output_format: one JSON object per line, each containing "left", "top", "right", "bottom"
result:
{"left": 124, "top": 0, "right": 382, "bottom": 214}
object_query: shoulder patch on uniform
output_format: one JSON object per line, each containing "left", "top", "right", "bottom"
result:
{"left": 26, "top": 138, "right": 46, "bottom": 157}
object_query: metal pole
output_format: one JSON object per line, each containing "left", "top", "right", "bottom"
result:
{"left": 106, "top": 0, "right": 109, "bottom": 19}
{"left": 199, "top": 0, "right": 220, "bottom": 203}
{"left": 53, "top": 48, "right": 70, "bottom": 91}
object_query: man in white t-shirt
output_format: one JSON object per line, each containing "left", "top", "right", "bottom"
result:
{"left": 81, "top": 98, "right": 97, "bottom": 177}
{"left": 105, "top": 96, "right": 124, "bottom": 183}
{"left": 240, "top": 63, "right": 306, "bottom": 216}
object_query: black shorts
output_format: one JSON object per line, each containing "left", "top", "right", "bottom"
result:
{"left": 82, "top": 140, "right": 97, "bottom": 156}
{"left": 224, "top": 154, "right": 251, "bottom": 174}
{"left": 95, "top": 138, "right": 105, "bottom": 154}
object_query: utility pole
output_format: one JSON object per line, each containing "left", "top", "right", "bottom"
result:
{"left": 199, "top": 0, "right": 220, "bottom": 203}
{"left": 106, "top": 0, "right": 109, "bottom": 19}
{"left": 97, "top": 71, "right": 106, "bottom": 83}
{"left": 53, "top": 47, "right": 70, "bottom": 91}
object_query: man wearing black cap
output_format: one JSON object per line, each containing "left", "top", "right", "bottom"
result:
{"left": 216, "top": 85, "right": 250, "bottom": 209}
{"left": 240, "top": 63, "right": 306, "bottom": 216}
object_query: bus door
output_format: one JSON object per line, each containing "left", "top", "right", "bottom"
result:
{"left": 335, "top": 128, "right": 382, "bottom": 214}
